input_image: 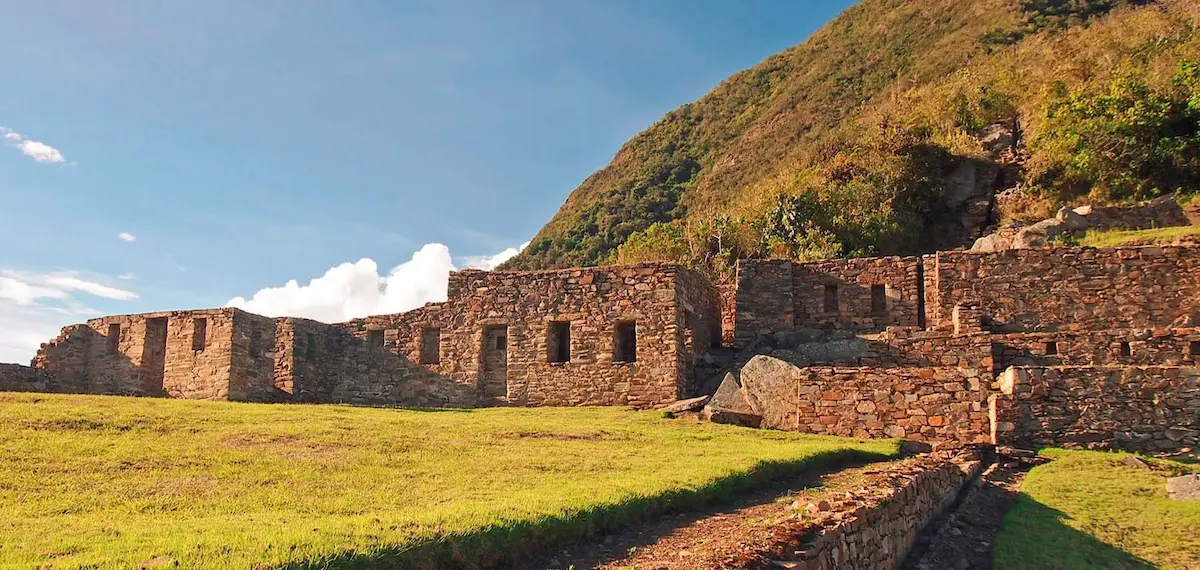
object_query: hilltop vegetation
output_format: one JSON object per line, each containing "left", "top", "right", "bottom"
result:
{"left": 504, "top": 0, "right": 1200, "bottom": 277}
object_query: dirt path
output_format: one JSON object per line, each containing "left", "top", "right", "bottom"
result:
{"left": 903, "top": 452, "right": 1039, "bottom": 570}
{"left": 523, "top": 458, "right": 922, "bottom": 570}
{"left": 523, "top": 449, "right": 1039, "bottom": 570}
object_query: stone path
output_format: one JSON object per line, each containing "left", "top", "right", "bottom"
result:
{"left": 903, "top": 451, "right": 1039, "bottom": 570}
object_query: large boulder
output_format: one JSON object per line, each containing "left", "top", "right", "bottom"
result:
{"left": 980, "top": 122, "right": 1016, "bottom": 155}
{"left": 1167, "top": 474, "right": 1200, "bottom": 501}
{"left": 1056, "top": 207, "right": 1090, "bottom": 231}
{"left": 1011, "top": 218, "right": 1064, "bottom": 249}
{"left": 703, "top": 372, "right": 761, "bottom": 427}
{"left": 739, "top": 355, "right": 808, "bottom": 430}
{"left": 971, "top": 231, "right": 1015, "bottom": 252}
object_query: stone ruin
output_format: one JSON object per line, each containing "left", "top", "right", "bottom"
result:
{"left": 2, "top": 244, "right": 1198, "bottom": 454}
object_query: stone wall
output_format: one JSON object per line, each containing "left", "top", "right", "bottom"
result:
{"left": 7, "top": 263, "right": 718, "bottom": 409}
{"left": 717, "top": 283, "right": 737, "bottom": 348}
{"left": 737, "top": 356, "right": 991, "bottom": 443}
{"left": 734, "top": 260, "right": 794, "bottom": 348}
{"left": 22, "top": 309, "right": 240, "bottom": 399}
{"left": 430, "top": 264, "right": 695, "bottom": 407}
{"left": 791, "top": 257, "right": 922, "bottom": 331}
{"left": 677, "top": 267, "right": 723, "bottom": 396}
{"left": 0, "top": 363, "right": 56, "bottom": 392}
{"left": 1082, "top": 194, "right": 1191, "bottom": 231}
{"left": 787, "top": 449, "right": 983, "bottom": 569}
{"left": 926, "top": 246, "right": 1200, "bottom": 332}
{"left": 990, "top": 327, "right": 1200, "bottom": 373}
{"left": 990, "top": 365, "right": 1200, "bottom": 452}
{"left": 734, "top": 257, "right": 921, "bottom": 347}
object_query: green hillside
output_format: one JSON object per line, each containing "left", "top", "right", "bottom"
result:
{"left": 503, "top": 0, "right": 1200, "bottom": 276}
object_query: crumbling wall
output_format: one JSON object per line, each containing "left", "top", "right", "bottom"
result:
{"left": 24, "top": 310, "right": 238, "bottom": 399}
{"left": 990, "top": 365, "right": 1200, "bottom": 453}
{"left": 0, "top": 363, "right": 56, "bottom": 392}
{"left": 928, "top": 246, "right": 1200, "bottom": 332}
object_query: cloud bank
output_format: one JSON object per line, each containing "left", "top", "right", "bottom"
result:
{"left": 0, "top": 125, "right": 67, "bottom": 164}
{"left": 226, "top": 241, "right": 528, "bottom": 323}
{"left": 0, "top": 270, "right": 137, "bottom": 364}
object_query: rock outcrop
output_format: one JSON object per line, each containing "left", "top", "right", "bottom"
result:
{"left": 972, "top": 194, "right": 1190, "bottom": 252}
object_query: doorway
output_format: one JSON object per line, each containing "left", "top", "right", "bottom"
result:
{"left": 482, "top": 325, "right": 508, "bottom": 402}
{"left": 141, "top": 317, "right": 168, "bottom": 394}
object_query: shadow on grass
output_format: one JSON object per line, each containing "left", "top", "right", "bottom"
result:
{"left": 276, "top": 448, "right": 893, "bottom": 570}
{"left": 996, "top": 493, "right": 1156, "bottom": 570}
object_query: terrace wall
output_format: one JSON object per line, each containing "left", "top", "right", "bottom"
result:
{"left": 734, "top": 257, "right": 922, "bottom": 347}
{"left": 789, "top": 450, "right": 983, "bottom": 569}
{"left": 743, "top": 360, "right": 991, "bottom": 443}
{"left": 990, "top": 365, "right": 1200, "bottom": 453}
{"left": 926, "top": 246, "right": 1200, "bottom": 332}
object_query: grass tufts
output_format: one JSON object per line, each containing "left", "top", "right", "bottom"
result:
{"left": 0, "top": 392, "right": 899, "bottom": 568}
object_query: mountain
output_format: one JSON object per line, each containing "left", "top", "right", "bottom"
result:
{"left": 503, "top": 0, "right": 1200, "bottom": 275}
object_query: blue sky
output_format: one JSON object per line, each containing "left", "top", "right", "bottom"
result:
{"left": 0, "top": 0, "right": 854, "bottom": 362}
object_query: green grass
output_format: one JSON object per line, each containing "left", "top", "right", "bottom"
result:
{"left": 995, "top": 449, "right": 1200, "bottom": 569}
{"left": 0, "top": 392, "right": 899, "bottom": 569}
{"left": 1071, "top": 225, "right": 1200, "bottom": 248}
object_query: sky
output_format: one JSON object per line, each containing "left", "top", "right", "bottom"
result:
{"left": 0, "top": 0, "right": 855, "bottom": 363}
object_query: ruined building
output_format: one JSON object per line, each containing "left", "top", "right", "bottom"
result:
{"left": 2, "top": 245, "right": 1198, "bottom": 454}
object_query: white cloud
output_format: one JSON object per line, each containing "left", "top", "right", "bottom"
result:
{"left": 459, "top": 240, "right": 531, "bottom": 270}
{"left": 117, "top": 232, "right": 137, "bottom": 243}
{"left": 118, "top": 273, "right": 137, "bottom": 280}
{"left": 0, "top": 270, "right": 138, "bottom": 304}
{"left": 0, "top": 125, "right": 67, "bottom": 164}
{"left": 226, "top": 241, "right": 528, "bottom": 323}
{"left": 0, "top": 270, "right": 132, "bottom": 364}
{"left": 18, "top": 140, "right": 66, "bottom": 164}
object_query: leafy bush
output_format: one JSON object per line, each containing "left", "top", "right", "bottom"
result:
{"left": 1032, "top": 62, "right": 1200, "bottom": 201}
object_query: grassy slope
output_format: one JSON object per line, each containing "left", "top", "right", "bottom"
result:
{"left": 0, "top": 393, "right": 898, "bottom": 569}
{"left": 1074, "top": 224, "right": 1200, "bottom": 247}
{"left": 505, "top": 0, "right": 1200, "bottom": 271}
{"left": 994, "top": 449, "right": 1200, "bottom": 569}
{"left": 505, "top": 0, "right": 1012, "bottom": 270}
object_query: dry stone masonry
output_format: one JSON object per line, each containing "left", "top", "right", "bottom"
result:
{"left": 3, "top": 243, "right": 1198, "bottom": 453}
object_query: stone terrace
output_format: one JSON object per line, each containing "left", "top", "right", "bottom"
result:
{"left": 2, "top": 244, "right": 1198, "bottom": 453}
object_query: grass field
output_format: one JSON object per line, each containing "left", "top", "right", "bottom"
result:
{"left": 0, "top": 392, "right": 899, "bottom": 569}
{"left": 1067, "top": 225, "right": 1200, "bottom": 248}
{"left": 995, "top": 449, "right": 1200, "bottom": 570}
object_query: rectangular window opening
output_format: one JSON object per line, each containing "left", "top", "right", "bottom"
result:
{"left": 823, "top": 284, "right": 838, "bottom": 314}
{"left": 548, "top": 322, "right": 571, "bottom": 363}
{"left": 494, "top": 333, "right": 507, "bottom": 350}
{"left": 1119, "top": 342, "right": 1132, "bottom": 357}
{"left": 614, "top": 321, "right": 637, "bottom": 363}
{"left": 1045, "top": 341, "right": 1059, "bottom": 356}
{"left": 367, "top": 329, "right": 384, "bottom": 350}
{"left": 420, "top": 328, "right": 441, "bottom": 364}
{"left": 1190, "top": 340, "right": 1200, "bottom": 358}
{"left": 107, "top": 323, "right": 121, "bottom": 354}
{"left": 192, "top": 318, "right": 208, "bottom": 352}
{"left": 249, "top": 329, "right": 262, "bottom": 359}
{"left": 870, "top": 284, "right": 887, "bottom": 315}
